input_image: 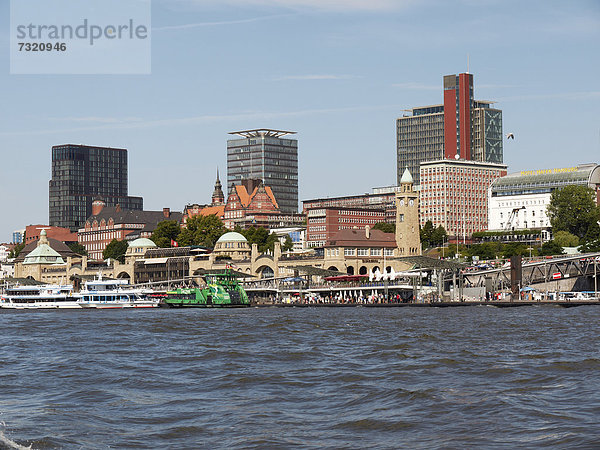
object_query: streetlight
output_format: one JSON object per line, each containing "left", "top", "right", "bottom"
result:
{"left": 595, "top": 257, "right": 598, "bottom": 300}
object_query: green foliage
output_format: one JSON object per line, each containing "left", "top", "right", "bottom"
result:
{"left": 420, "top": 221, "right": 435, "bottom": 248}
{"left": 501, "top": 242, "right": 529, "bottom": 258}
{"left": 102, "top": 239, "right": 128, "bottom": 263}
{"left": 67, "top": 242, "right": 88, "bottom": 256}
{"left": 239, "top": 226, "right": 279, "bottom": 253}
{"left": 431, "top": 226, "right": 448, "bottom": 247}
{"left": 178, "top": 215, "right": 227, "bottom": 248}
{"left": 547, "top": 185, "right": 600, "bottom": 239}
{"left": 421, "top": 221, "right": 447, "bottom": 249}
{"left": 282, "top": 235, "right": 294, "bottom": 252}
{"left": 373, "top": 222, "right": 395, "bottom": 233}
{"left": 466, "top": 242, "right": 503, "bottom": 260}
{"left": 552, "top": 231, "right": 579, "bottom": 248}
{"left": 472, "top": 229, "right": 540, "bottom": 239}
{"left": 579, "top": 222, "right": 600, "bottom": 252}
{"left": 8, "top": 243, "right": 25, "bottom": 259}
{"left": 538, "top": 240, "right": 565, "bottom": 256}
{"left": 151, "top": 220, "right": 182, "bottom": 248}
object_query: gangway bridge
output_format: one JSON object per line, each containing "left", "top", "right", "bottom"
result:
{"left": 458, "top": 252, "right": 600, "bottom": 291}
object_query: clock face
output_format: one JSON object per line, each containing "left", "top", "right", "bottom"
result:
{"left": 409, "top": 199, "right": 414, "bottom": 206}
{"left": 399, "top": 199, "right": 405, "bottom": 206}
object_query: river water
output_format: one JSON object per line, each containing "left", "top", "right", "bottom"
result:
{"left": 1, "top": 306, "right": 599, "bottom": 449}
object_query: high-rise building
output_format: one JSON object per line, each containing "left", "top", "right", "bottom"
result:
{"left": 227, "top": 129, "right": 298, "bottom": 214}
{"left": 397, "top": 73, "right": 503, "bottom": 185}
{"left": 49, "top": 144, "right": 143, "bottom": 231}
{"left": 419, "top": 159, "right": 507, "bottom": 239}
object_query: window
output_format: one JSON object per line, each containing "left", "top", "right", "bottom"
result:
{"left": 344, "top": 248, "right": 355, "bottom": 256}
{"left": 357, "top": 248, "right": 368, "bottom": 256}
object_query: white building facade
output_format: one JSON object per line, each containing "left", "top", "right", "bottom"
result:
{"left": 488, "top": 163, "right": 600, "bottom": 232}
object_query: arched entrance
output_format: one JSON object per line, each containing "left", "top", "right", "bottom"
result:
{"left": 359, "top": 266, "right": 368, "bottom": 275}
{"left": 327, "top": 266, "right": 338, "bottom": 272}
{"left": 258, "top": 266, "right": 274, "bottom": 279}
{"left": 117, "top": 271, "right": 131, "bottom": 280}
{"left": 347, "top": 266, "right": 355, "bottom": 275}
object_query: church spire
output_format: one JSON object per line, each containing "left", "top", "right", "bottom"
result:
{"left": 212, "top": 167, "right": 225, "bottom": 205}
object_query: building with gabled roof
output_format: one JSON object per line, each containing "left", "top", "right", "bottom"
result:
{"left": 77, "top": 199, "right": 182, "bottom": 260}
{"left": 321, "top": 226, "right": 399, "bottom": 276}
{"left": 184, "top": 176, "right": 303, "bottom": 231}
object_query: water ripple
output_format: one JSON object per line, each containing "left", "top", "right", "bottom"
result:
{"left": 1, "top": 307, "right": 599, "bottom": 448}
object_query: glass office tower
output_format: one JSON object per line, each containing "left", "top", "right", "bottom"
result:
{"left": 227, "top": 129, "right": 298, "bottom": 214}
{"left": 49, "top": 144, "right": 143, "bottom": 231}
{"left": 397, "top": 73, "right": 503, "bottom": 186}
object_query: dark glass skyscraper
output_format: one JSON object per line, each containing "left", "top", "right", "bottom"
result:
{"left": 227, "top": 129, "right": 298, "bottom": 213}
{"left": 49, "top": 144, "right": 143, "bottom": 231}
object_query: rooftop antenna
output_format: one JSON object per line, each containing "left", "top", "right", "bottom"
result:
{"left": 467, "top": 54, "right": 470, "bottom": 74}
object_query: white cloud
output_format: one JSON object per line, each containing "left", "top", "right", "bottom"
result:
{"left": 166, "top": 0, "right": 414, "bottom": 11}
{"left": 497, "top": 91, "right": 600, "bottom": 102}
{"left": 392, "top": 82, "right": 438, "bottom": 90}
{"left": 48, "top": 116, "right": 143, "bottom": 124}
{"left": 273, "top": 74, "right": 360, "bottom": 81}
{"left": 0, "top": 104, "right": 403, "bottom": 136}
{"left": 154, "top": 14, "right": 293, "bottom": 31}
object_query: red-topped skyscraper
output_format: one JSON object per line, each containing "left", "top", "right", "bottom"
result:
{"left": 397, "top": 73, "right": 503, "bottom": 186}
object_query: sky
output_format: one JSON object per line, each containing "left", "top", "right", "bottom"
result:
{"left": 1, "top": 0, "right": 599, "bottom": 242}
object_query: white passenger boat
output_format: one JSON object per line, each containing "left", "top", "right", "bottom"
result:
{"left": 76, "top": 277, "right": 159, "bottom": 309}
{"left": 0, "top": 284, "right": 80, "bottom": 309}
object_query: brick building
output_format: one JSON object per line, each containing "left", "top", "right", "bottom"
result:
{"left": 302, "top": 189, "right": 400, "bottom": 248}
{"left": 323, "top": 227, "right": 398, "bottom": 275}
{"left": 305, "top": 207, "right": 386, "bottom": 248}
{"left": 78, "top": 199, "right": 182, "bottom": 260}
{"left": 24, "top": 225, "right": 78, "bottom": 245}
{"left": 184, "top": 176, "right": 303, "bottom": 231}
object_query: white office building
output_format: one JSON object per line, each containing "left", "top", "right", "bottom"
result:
{"left": 488, "top": 163, "right": 600, "bottom": 232}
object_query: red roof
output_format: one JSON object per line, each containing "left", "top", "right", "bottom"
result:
{"left": 326, "top": 228, "right": 396, "bottom": 248}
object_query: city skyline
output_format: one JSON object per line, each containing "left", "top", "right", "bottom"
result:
{"left": 1, "top": 0, "right": 599, "bottom": 240}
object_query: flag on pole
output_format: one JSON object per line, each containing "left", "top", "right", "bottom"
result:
{"left": 171, "top": 239, "right": 178, "bottom": 247}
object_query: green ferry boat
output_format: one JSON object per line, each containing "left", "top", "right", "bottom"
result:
{"left": 164, "top": 270, "right": 250, "bottom": 307}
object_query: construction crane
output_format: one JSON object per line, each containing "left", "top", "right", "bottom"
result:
{"left": 504, "top": 206, "right": 526, "bottom": 231}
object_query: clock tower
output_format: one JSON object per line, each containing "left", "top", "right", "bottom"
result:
{"left": 395, "top": 168, "right": 421, "bottom": 256}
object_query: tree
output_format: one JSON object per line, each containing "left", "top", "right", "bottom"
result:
{"left": 103, "top": 239, "right": 128, "bottom": 263}
{"left": 420, "top": 220, "right": 435, "bottom": 249}
{"left": 538, "top": 240, "right": 565, "bottom": 256}
{"left": 178, "top": 214, "right": 226, "bottom": 248}
{"left": 373, "top": 222, "right": 395, "bottom": 233}
{"left": 467, "top": 242, "right": 502, "bottom": 260}
{"left": 239, "top": 226, "right": 279, "bottom": 253}
{"left": 547, "top": 185, "right": 600, "bottom": 239}
{"left": 151, "top": 220, "right": 182, "bottom": 248}
{"left": 67, "top": 242, "right": 88, "bottom": 256}
{"left": 8, "top": 243, "right": 25, "bottom": 259}
{"left": 552, "top": 231, "right": 579, "bottom": 248}
{"left": 579, "top": 222, "right": 600, "bottom": 252}
{"left": 501, "top": 242, "right": 528, "bottom": 258}
{"left": 282, "top": 235, "right": 294, "bottom": 252}
{"left": 431, "top": 225, "right": 448, "bottom": 247}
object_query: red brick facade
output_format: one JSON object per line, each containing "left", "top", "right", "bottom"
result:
{"left": 25, "top": 225, "right": 78, "bottom": 245}
{"left": 306, "top": 207, "right": 386, "bottom": 248}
